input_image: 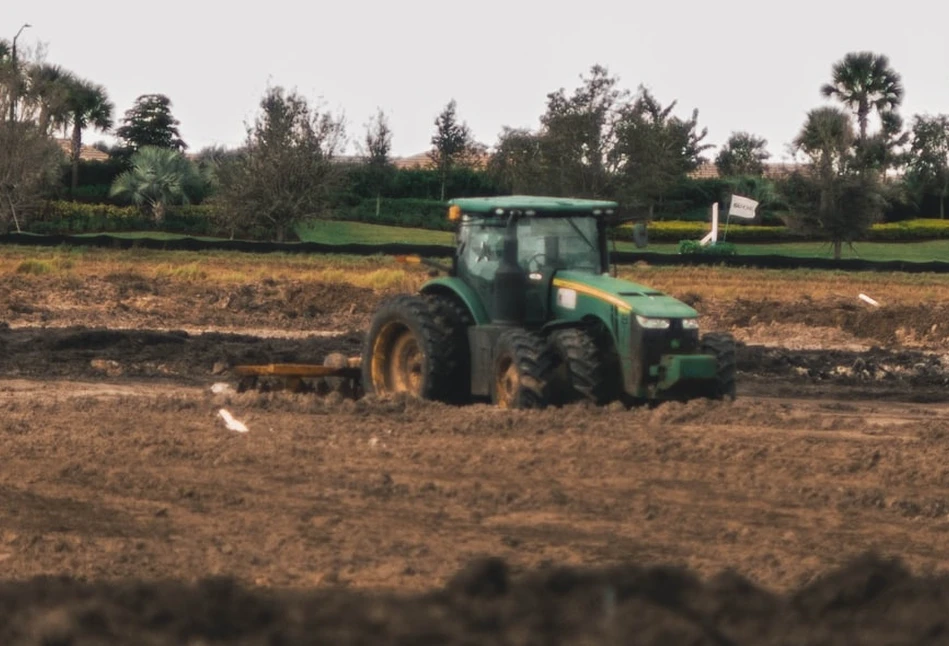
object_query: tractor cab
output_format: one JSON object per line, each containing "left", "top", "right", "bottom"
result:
{"left": 450, "top": 196, "right": 616, "bottom": 325}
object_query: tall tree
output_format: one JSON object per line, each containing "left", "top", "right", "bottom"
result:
{"left": 821, "top": 52, "right": 904, "bottom": 143}
{"left": 538, "top": 65, "right": 626, "bottom": 198}
{"left": 216, "top": 87, "right": 345, "bottom": 242}
{"left": 429, "top": 99, "right": 474, "bottom": 201}
{"left": 0, "top": 121, "right": 62, "bottom": 233}
{"left": 362, "top": 108, "right": 393, "bottom": 215}
{"left": 109, "top": 146, "right": 208, "bottom": 222}
{"left": 793, "top": 106, "right": 855, "bottom": 176}
{"left": 0, "top": 39, "right": 20, "bottom": 122}
{"left": 715, "top": 131, "right": 770, "bottom": 177}
{"left": 25, "top": 63, "right": 74, "bottom": 135}
{"left": 610, "top": 86, "right": 710, "bottom": 217}
{"left": 116, "top": 94, "right": 187, "bottom": 152}
{"left": 787, "top": 106, "right": 883, "bottom": 259}
{"left": 63, "top": 78, "right": 114, "bottom": 194}
{"left": 0, "top": 44, "right": 64, "bottom": 231}
{"left": 488, "top": 127, "right": 546, "bottom": 194}
{"left": 906, "top": 114, "right": 949, "bottom": 219}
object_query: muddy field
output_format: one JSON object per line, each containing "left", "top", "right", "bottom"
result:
{"left": 3, "top": 265, "right": 949, "bottom": 644}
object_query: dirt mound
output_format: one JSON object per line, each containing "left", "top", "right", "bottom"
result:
{"left": 718, "top": 299, "right": 949, "bottom": 348}
{"left": 1, "top": 554, "right": 945, "bottom": 645}
{"left": 738, "top": 344, "right": 949, "bottom": 401}
{"left": 0, "top": 274, "right": 381, "bottom": 332}
{"left": 0, "top": 326, "right": 363, "bottom": 383}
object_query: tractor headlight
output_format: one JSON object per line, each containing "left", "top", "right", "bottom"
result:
{"left": 635, "top": 315, "right": 671, "bottom": 330}
{"left": 681, "top": 318, "right": 700, "bottom": 330}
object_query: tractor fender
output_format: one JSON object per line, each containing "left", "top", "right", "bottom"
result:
{"left": 420, "top": 277, "right": 490, "bottom": 325}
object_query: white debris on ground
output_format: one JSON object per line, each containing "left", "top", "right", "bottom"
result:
{"left": 858, "top": 293, "right": 881, "bottom": 307}
{"left": 211, "top": 382, "right": 236, "bottom": 395}
{"left": 218, "top": 409, "right": 249, "bottom": 433}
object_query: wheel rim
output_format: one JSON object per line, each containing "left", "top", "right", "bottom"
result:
{"left": 495, "top": 356, "right": 519, "bottom": 409}
{"left": 371, "top": 322, "right": 425, "bottom": 396}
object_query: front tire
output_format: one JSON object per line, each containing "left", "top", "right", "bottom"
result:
{"left": 491, "top": 329, "right": 557, "bottom": 409}
{"left": 362, "top": 295, "right": 454, "bottom": 401}
{"left": 549, "top": 326, "right": 616, "bottom": 405}
{"left": 701, "top": 332, "right": 737, "bottom": 400}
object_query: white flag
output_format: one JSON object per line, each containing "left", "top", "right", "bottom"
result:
{"left": 728, "top": 194, "right": 759, "bottom": 219}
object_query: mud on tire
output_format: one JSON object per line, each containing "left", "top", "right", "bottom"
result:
{"left": 701, "top": 332, "right": 737, "bottom": 400}
{"left": 425, "top": 294, "right": 474, "bottom": 404}
{"left": 492, "top": 329, "right": 558, "bottom": 409}
{"left": 361, "top": 295, "right": 456, "bottom": 402}
{"left": 549, "top": 326, "right": 618, "bottom": 405}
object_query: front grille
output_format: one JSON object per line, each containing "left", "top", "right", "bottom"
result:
{"left": 629, "top": 319, "right": 700, "bottom": 392}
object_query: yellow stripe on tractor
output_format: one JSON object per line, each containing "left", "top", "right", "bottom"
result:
{"left": 551, "top": 278, "right": 632, "bottom": 312}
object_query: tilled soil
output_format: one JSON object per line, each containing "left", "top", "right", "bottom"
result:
{"left": 0, "top": 273, "right": 379, "bottom": 333}
{"left": 4, "top": 275, "right": 949, "bottom": 644}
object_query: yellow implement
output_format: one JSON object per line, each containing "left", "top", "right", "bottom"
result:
{"left": 233, "top": 356, "right": 362, "bottom": 395}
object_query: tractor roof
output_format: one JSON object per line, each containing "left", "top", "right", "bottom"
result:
{"left": 449, "top": 195, "right": 619, "bottom": 216}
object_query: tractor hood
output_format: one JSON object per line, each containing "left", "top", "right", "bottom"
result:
{"left": 551, "top": 271, "right": 699, "bottom": 319}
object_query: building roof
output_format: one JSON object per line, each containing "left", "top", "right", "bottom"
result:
{"left": 55, "top": 138, "right": 110, "bottom": 162}
{"left": 688, "top": 162, "right": 720, "bottom": 179}
{"left": 393, "top": 152, "right": 433, "bottom": 169}
{"left": 450, "top": 195, "right": 619, "bottom": 215}
{"left": 393, "top": 150, "right": 491, "bottom": 170}
{"left": 687, "top": 161, "right": 811, "bottom": 180}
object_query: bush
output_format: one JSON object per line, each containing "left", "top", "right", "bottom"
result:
{"left": 867, "top": 219, "right": 949, "bottom": 241}
{"left": 677, "top": 240, "right": 738, "bottom": 256}
{"left": 25, "top": 201, "right": 214, "bottom": 235}
{"left": 334, "top": 198, "right": 453, "bottom": 230}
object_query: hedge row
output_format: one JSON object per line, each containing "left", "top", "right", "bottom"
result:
{"left": 634, "top": 219, "right": 949, "bottom": 243}
{"left": 866, "top": 219, "right": 949, "bottom": 241}
{"left": 26, "top": 202, "right": 215, "bottom": 236}
{"left": 622, "top": 222, "right": 790, "bottom": 243}
{"left": 334, "top": 198, "right": 452, "bottom": 231}
{"left": 16, "top": 200, "right": 949, "bottom": 243}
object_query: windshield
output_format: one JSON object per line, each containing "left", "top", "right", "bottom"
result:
{"left": 516, "top": 217, "right": 601, "bottom": 273}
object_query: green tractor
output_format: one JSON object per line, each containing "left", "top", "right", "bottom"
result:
{"left": 362, "top": 196, "right": 736, "bottom": 408}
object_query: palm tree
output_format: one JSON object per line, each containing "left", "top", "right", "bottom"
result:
{"left": 26, "top": 64, "right": 75, "bottom": 135}
{"left": 821, "top": 52, "right": 903, "bottom": 141}
{"left": 63, "top": 78, "right": 113, "bottom": 193}
{"left": 794, "top": 106, "right": 855, "bottom": 175}
{"left": 792, "top": 107, "right": 883, "bottom": 260}
{"left": 110, "top": 146, "right": 206, "bottom": 222}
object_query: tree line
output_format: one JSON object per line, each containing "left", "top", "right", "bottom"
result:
{"left": 2, "top": 37, "right": 949, "bottom": 257}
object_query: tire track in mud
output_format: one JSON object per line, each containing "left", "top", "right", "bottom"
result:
{"left": 2, "top": 325, "right": 947, "bottom": 402}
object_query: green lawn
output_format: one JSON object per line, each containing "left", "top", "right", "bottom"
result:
{"left": 72, "top": 231, "right": 225, "bottom": 242}
{"left": 296, "top": 220, "right": 452, "bottom": 246}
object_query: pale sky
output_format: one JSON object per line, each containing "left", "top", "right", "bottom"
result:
{"left": 7, "top": 1, "right": 949, "bottom": 161}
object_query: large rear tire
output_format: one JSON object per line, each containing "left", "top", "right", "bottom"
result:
{"left": 361, "top": 295, "right": 455, "bottom": 402}
{"left": 491, "top": 329, "right": 557, "bottom": 409}
{"left": 549, "top": 326, "right": 617, "bottom": 405}
{"left": 701, "top": 332, "right": 737, "bottom": 400}
{"left": 425, "top": 293, "right": 473, "bottom": 404}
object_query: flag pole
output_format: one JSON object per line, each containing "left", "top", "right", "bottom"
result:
{"left": 722, "top": 196, "right": 732, "bottom": 242}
